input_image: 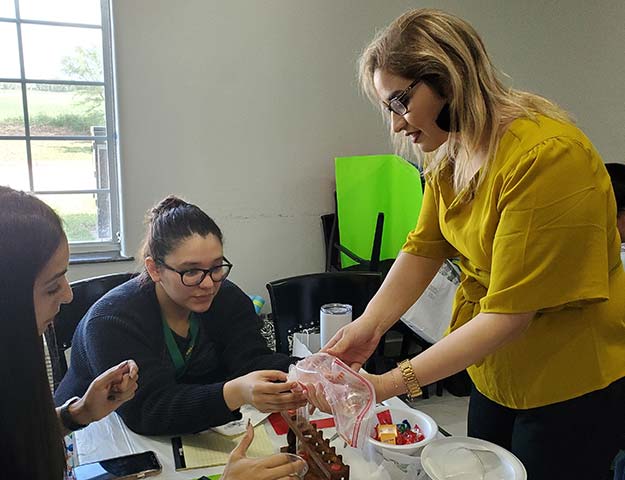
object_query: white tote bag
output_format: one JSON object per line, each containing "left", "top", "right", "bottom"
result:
{"left": 400, "top": 260, "right": 460, "bottom": 344}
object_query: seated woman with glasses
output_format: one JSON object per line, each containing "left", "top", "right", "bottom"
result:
{"left": 55, "top": 195, "right": 306, "bottom": 436}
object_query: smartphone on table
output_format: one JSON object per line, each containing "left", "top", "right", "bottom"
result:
{"left": 72, "top": 451, "right": 162, "bottom": 480}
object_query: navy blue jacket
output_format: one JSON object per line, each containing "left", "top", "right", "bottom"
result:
{"left": 55, "top": 277, "right": 293, "bottom": 435}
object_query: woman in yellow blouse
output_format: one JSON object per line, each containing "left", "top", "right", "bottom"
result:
{"left": 316, "top": 9, "right": 625, "bottom": 479}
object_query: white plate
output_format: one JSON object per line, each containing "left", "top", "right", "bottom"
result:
{"left": 421, "top": 436, "right": 526, "bottom": 480}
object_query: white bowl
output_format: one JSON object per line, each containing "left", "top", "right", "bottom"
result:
{"left": 421, "top": 437, "right": 527, "bottom": 479}
{"left": 368, "top": 405, "right": 438, "bottom": 456}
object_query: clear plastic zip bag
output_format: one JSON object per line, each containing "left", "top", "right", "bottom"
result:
{"left": 288, "top": 352, "right": 375, "bottom": 448}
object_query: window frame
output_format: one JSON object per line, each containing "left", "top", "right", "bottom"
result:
{"left": 0, "top": 0, "right": 123, "bottom": 260}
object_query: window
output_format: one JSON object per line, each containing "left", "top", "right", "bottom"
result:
{"left": 0, "top": 0, "right": 122, "bottom": 260}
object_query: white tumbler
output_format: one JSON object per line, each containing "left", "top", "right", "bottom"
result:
{"left": 320, "top": 303, "right": 352, "bottom": 348}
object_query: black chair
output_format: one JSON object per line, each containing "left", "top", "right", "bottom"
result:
{"left": 44, "top": 272, "right": 135, "bottom": 390}
{"left": 266, "top": 271, "right": 451, "bottom": 399}
{"left": 266, "top": 272, "right": 383, "bottom": 355}
{"left": 323, "top": 202, "right": 387, "bottom": 274}
{"left": 322, "top": 190, "right": 390, "bottom": 275}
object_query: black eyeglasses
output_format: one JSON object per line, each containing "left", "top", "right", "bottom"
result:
{"left": 384, "top": 79, "right": 420, "bottom": 116}
{"left": 157, "top": 258, "right": 233, "bottom": 286}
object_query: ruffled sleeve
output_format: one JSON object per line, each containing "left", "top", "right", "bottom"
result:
{"left": 402, "top": 181, "right": 458, "bottom": 259}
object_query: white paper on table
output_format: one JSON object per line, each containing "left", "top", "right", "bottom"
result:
{"left": 74, "top": 413, "right": 134, "bottom": 464}
{"left": 210, "top": 405, "right": 270, "bottom": 436}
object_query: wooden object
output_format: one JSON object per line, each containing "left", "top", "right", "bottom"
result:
{"left": 280, "top": 411, "right": 349, "bottom": 480}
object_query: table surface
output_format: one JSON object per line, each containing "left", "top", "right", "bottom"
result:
{"left": 75, "top": 396, "right": 411, "bottom": 480}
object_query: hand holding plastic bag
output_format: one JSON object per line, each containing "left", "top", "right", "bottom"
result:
{"left": 288, "top": 352, "right": 375, "bottom": 448}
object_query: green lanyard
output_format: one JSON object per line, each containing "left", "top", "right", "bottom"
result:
{"left": 162, "top": 313, "right": 200, "bottom": 378}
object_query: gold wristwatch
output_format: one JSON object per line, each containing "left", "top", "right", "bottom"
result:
{"left": 397, "top": 359, "right": 423, "bottom": 400}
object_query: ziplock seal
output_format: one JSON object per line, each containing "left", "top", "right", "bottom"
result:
{"left": 332, "top": 358, "right": 375, "bottom": 445}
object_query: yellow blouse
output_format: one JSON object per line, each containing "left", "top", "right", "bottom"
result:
{"left": 402, "top": 115, "right": 625, "bottom": 409}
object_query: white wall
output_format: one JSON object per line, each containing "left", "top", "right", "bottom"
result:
{"left": 70, "top": 0, "right": 625, "bottom": 298}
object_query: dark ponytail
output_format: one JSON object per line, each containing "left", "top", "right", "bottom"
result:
{"left": 138, "top": 195, "right": 223, "bottom": 282}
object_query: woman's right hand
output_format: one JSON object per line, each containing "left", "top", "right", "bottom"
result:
{"left": 222, "top": 422, "right": 306, "bottom": 480}
{"left": 224, "top": 370, "right": 307, "bottom": 413}
{"left": 69, "top": 360, "right": 139, "bottom": 425}
{"left": 321, "top": 315, "right": 383, "bottom": 371}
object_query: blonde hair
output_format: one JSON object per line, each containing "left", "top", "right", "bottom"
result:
{"left": 359, "top": 9, "right": 571, "bottom": 198}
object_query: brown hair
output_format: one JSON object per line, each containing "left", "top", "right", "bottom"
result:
{"left": 359, "top": 8, "right": 571, "bottom": 198}
{"left": 138, "top": 195, "right": 223, "bottom": 281}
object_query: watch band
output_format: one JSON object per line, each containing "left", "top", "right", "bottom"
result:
{"left": 59, "top": 396, "right": 88, "bottom": 432}
{"left": 397, "top": 359, "right": 423, "bottom": 400}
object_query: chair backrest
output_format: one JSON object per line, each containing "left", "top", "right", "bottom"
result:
{"left": 334, "top": 154, "right": 423, "bottom": 269}
{"left": 266, "top": 272, "right": 382, "bottom": 354}
{"left": 44, "top": 272, "right": 135, "bottom": 389}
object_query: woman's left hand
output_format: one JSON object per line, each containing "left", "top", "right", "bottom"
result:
{"left": 301, "top": 382, "right": 331, "bottom": 414}
{"left": 222, "top": 421, "right": 307, "bottom": 480}
{"left": 71, "top": 359, "right": 139, "bottom": 425}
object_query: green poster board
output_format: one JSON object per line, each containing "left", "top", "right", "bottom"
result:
{"left": 335, "top": 154, "right": 423, "bottom": 268}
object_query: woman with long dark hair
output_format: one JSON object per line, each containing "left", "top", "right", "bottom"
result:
{"left": 0, "top": 186, "right": 139, "bottom": 479}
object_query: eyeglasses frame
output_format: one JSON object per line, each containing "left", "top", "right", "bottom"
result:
{"left": 385, "top": 79, "right": 420, "bottom": 116}
{"left": 157, "top": 257, "right": 233, "bottom": 286}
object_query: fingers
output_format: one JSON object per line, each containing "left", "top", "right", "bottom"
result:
{"left": 93, "top": 359, "right": 139, "bottom": 388}
{"left": 251, "top": 452, "right": 307, "bottom": 479}
{"left": 260, "top": 370, "right": 288, "bottom": 382}
{"left": 320, "top": 329, "right": 343, "bottom": 353}
{"left": 253, "top": 398, "right": 307, "bottom": 413}
{"left": 304, "top": 383, "right": 318, "bottom": 415}
{"left": 260, "top": 380, "right": 296, "bottom": 394}
{"left": 257, "top": 452, "right": 293, "bottom": 468}
{"left": 250, "top": 372, "right": 301, "bottom": 396}
{"left": 242, "top": 370, "right": 310, "bottom": 412}
{"left": 350, "top": 362, "right": 363, "bottom": 372}
{"left": 106, "top": 362, "right": 139, "bottom": 402}
{"left": 322, "top": 338, "right": 350, "bottom": 360}
{"left": 114, "top": 359, "right": 139, "bottom": 382}
{"left": 258, "top": 380, "right": 302, "bottom": 395}
{"left": 256, "top": 388, "right": 306, "bottom": 404}
{"left": 126, "top": 360, "right": 139, "bottom": 380}
{"left": 108, "top": 373, "right": 139, "bottom": 402}
{"left": 115, "top": 373, "right": 131, "bottom": 392}
{"left": 265, "top": 456, "right": 307, "bottom": 478}
{"left": 93, "top": 362, "right": 127, "bottom": 385}
{"left": 303, "top": 383, "right": 332, "bottom": 414}
{"left": 230, "top": 420, "right": 254, "bottom": 459}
